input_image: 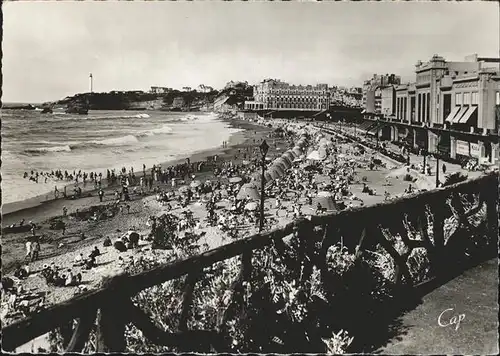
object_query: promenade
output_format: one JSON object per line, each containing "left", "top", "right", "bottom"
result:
{"left": 322, "top": 122, "right": 485, "bottom": 183}
{"left": 378, "top": 258, "right": 498, "bottom": 355}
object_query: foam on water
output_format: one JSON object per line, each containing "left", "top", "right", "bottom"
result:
{"left": 1, "top": 111, "right": 241, "bottom": 205}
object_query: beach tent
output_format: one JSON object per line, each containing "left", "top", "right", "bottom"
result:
{"left": 280, "top": 155, "right": 293, "bottom": 167}
{"left": 276, "top": 157, "right": 292, "bottom": 169}
{"left": 269, "top": 165, "right": 285, "bottom": 179}
{"left": 237, "top": 183, "right": 261, "bottom": 201}
{"left": 292, "top": 147, "right": 303, "bottom": 157}
{"left": 283, "top": 151, "right": 295, "bottom": 162}
{"left": 271, "top": 162, "right": 286, "bottom": 174}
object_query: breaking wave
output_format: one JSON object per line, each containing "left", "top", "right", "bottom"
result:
{"left": 89, "top": 135, "right": 139, "bottom": 146}
{"left": 24, "top": 145, "right": 72, "bottom": 154}
{"left": 138, "top": 124, "right": 173, "bottom": 137}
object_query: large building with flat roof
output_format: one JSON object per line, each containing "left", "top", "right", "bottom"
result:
{"left": 363, "top": 54, "right": 500, "bottom": 164}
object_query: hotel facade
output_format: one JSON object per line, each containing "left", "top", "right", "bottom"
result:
{"left": 244, "top": 79, "right": 330, "bottom": 111}
{"left": 363, "top": 54, "right": 500, "bottom": 164}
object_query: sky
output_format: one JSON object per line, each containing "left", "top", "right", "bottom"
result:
{"left": 2, "top": 1, "right": 499, "bottom": 103}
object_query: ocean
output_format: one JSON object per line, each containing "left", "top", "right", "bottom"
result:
{"left": 1, "top": 109, "right": 241, "bottom": 205}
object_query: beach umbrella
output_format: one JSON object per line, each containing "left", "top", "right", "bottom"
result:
{"left": 265, "top": 157, "right": 272, "bottom": 162}
{"left": 229, "top": 177, "right": 243, "bottom": 184}
{"left": 307, "top": 151, "right": 322, "bottom": 161}
{"left": 237, "top": 183, "right": 260, "bottom": 201}
{"left": 245, "top": 202, "right": 259, "bottom": 211}
{"left": 190, "top": 180, "right": 202, "bottom": 188}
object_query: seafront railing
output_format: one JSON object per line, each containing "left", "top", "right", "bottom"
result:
{"left": 2, "top": 172, "right": 498, "bottom": 352}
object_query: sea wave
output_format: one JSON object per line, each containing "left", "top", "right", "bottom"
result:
{"left": 22, "top": 134, "right": 140, "bottom": 155}
{"left": 138, "top": 124, "right": 173, "bottom": 137}
{"left": 24, "top": 145, "right": 72, "bottom": 154}
{"left": 35, "top": 113, "right": 151, "bottom": 123}
{"left": 89, "top": 135, "right": 139, "bottom": 146}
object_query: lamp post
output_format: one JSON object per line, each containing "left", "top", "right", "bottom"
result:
{"left": 376, "top": 118, "right": 380, "bottom": 150}
{"left": 259, "top": 140, "right": 269, "bottom": 233}
{"left": 422, "top": 148, "right": 427, "bottom": 174}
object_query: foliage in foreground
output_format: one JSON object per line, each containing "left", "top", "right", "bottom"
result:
{"left": 47, "top": 191, "right": 490, "bottom": 353}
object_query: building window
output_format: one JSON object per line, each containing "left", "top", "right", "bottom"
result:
{"left": 464, "top": 92, "right": 471, "bottom": 106}
{"left": 455, "top": 93, "right": 462, "bottom": 106}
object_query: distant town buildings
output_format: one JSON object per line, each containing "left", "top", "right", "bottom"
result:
{"left": 362, "top": 54, "right": 500, "bottom": 164}
{"left": 362, "top": 74, "right": 402, "bottom": 114}
{"left": 330, "top": 86, "right": 363, "bottom": 108}
{"left": 150, "top": 87, "right": 172, "bottom": 94}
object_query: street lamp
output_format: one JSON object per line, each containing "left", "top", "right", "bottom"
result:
{"left": 376, "top": 118, "right": 380, "bottom": 150}
{"left": 259, "top": 140, "right": 269, "bottom": 233}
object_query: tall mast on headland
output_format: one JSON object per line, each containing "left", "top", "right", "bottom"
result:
{"left": 89, "top": 73, "right": 93, "bottom": 93}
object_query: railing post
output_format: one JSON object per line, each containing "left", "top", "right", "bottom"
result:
{"left": 430, "top": 204, "right": 446, "bottom": 273}
{"left": 485, "top": 181, "right": 499, "bottom": 245}
{"left": 59, "top": 320, "right": 74, "bottom": 350}
{"left": 179, "top": 272, "right": 200, "bottom": 332}
{"left": 96, "top": 276, "right": 129, "bottom": 352}
{"left": 66, "top": 311, "right": 98, "bottom": 352}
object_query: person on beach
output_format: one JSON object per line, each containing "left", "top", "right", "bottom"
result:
{"left": 30, "top": 222, "right": 36, "bottom": 237}
{"left": 98, "top": 189, "right": 104, "bottom": 202}
{"left": 31, "top": 239, "right": 40, "bottom": 262}
{"left": 25, "top": 240, "right": 33, "bottom": 262}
